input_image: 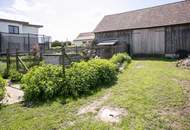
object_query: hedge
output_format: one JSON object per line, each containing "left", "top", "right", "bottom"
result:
{"left": 21, "top": 65, "right": 63, "bottom": 101}
{"left": 65, "top": 59, "right": 117, "bottom": 97}
{"left": 0, "top": 76, "right": 6, "bottom": 101}
{"left": 21, "top": 53, "right": 131, "bottom": 102}
{"left": 110, "top": 53, "right": 131, "bottom": 64}
{"left": 9, "top": 69, "right": 23, "bottom": 82}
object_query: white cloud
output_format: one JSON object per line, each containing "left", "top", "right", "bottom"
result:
{"left": 0, "top": 0, "right": 107, "bottom": 40}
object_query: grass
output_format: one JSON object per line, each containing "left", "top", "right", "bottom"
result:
{"left": 0, "top": 61, "right": 6, "bottom": 75}
{"left": 0, "top": 59, "right": 190, "bottom": 129}
{"left": 0, "top": 88, "right": 4, "bottom": 101}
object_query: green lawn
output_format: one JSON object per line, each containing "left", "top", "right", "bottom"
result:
{"left": 0, "top": 59, "right": 190, "bottom": 130}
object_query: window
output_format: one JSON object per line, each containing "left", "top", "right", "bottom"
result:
{"left": 8, "top": 25, "right": 19, "bottom": 34}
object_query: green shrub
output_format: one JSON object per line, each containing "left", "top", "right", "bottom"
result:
{"left": 9, "top": 69, "right": 23, "bottom": 82}
{"left": 126, "top": 54, "right": 132, "bottom": 64}
{"left": 0, "top": 62, "right": 6, "bottom": 76}
{"left": 0, "top": 76, "right": 6, "bottom": 101}
{"left": 88, "top": 59, "right": 117, "bottom": 86}
{"left": 51, "top": 40, "right": 62, "bottom": 47}
{"left": 22, "top": 58, "right": 118, "bottom": 101}
{"left": 21, "top": 53, "right": 129, "bottom": 102}
{"left": 66, "top": 59, "right": 117, "bottom": 97}
{"left": 65, "top": 61, "right": 98, "bottom": 97}
{"left": 21, "top": 65, "right": 63, "bottom": 101}
{"left": 2, "top": 68, "right": 10, "bottom": 79}
{"left": 110, "top": 53, "right": 131, "bottom": 64}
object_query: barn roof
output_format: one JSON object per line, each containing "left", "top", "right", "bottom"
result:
{"left": 94, "top": 0, "right": 190, "bottom": 33}
{"left": 74, "top": 32, "right": 95, "bottom": 41}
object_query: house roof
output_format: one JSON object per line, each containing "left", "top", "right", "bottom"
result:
{"left": 94, "top": 0, "right": 190, "bottom": 33}
{"left": 74, "top": 32, "right": 95, "bottom": 41}
{"left": 0, "top": 18, "right": 43, "bottom": 28}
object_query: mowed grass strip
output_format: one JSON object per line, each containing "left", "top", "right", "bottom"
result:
{"left": 0, "top": 59, "right": 190, "bottom": 130}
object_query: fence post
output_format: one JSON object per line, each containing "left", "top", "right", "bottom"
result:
{"left": 28, "top": 33, "right": 30, "bottom": 52}
{"left": 6, "top": 49, "right": 10, "bottom": 75}
{"left": 61, "top": 45, "right": 65, "bottom": 77}
{"left": 75, "top": 46, "right": 78, "bottom": 54}
{"left": 40, "top": 46, "right": 43, "bottom": 61}
{"left": 16, "top": 49, "right": 19, "bottom": 71}
{"left": 0, "top": 32, "right": 1, "bottom": 54}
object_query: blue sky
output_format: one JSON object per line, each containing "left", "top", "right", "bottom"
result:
{"left": 0, "top": 0, "right": 181, "bottom": 41}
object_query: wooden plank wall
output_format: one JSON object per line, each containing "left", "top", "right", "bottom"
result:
{"left": 132, "top": 27, "right": 165, "bottom": 54}
{"left": 95, "top": 30, "right": 132, "bottom": 45}
{"left": 165, "top": 24, "right": 190, "bottom": 54}
{"left": 95, "top": 30, "right": 132, "bottom": 55}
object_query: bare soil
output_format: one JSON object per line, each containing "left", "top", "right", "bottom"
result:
{"left": 96, "top": 106, "right": 128, "bottom": 123}
{"left": 78, "top": 92, "right": 128, "bottom": 123}
{"left": 77, "top": 93, "right": 111, "bottom": 115}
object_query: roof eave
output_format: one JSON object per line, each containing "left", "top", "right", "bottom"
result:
{"left": 94, "top": 22, "right": 190, "bottom": 33}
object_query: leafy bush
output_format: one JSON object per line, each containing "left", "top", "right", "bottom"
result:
{"left": 21, "top": 53, "right": 131, "bottom": 102}
{"left": 9, "top": 69, "right": 23, "bottom": 82}
{"left": 51, "top": 40, "right": 62, "bottom": 47}
{"left": 88, "top": 59, "right": 117, "bottom": 86}
{"left": 110, "top": 53, "right": 131, "bottom": 64}
{"left": 0, "top": 62, "right": 6, "bottom": 76}
{"left": 65, "top": 61, "right": 98, "bottom": 97}
{"left": 66, "top": 59, "right": 117, "bottom": 97}
{"left": 21, "top": 65, "right": 63, "bottom": 101}
{"left": 0, "top": 76, "right": 6, "bottom": 101}
{"left": 22, "top": 59, "right": 118, "bottom": 101}
{"left": 2, "top": 68, "right": 10, "bottom": 79}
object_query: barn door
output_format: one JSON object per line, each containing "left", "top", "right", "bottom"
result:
{"left": 132, "top": 28, "right": 165, "bottom": 55}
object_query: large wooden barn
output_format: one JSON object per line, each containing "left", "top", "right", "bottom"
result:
{"left": 94, "top": 0, "right": 190, "bottom": 57}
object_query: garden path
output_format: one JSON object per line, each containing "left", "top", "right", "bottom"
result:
{"left": 0, "top": 83, "right": 24, "bottom": 105}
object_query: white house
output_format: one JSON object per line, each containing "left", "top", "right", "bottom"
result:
{"left": 0, "top": 18, "right": 43, "bottom": 34}
{"left": 0, "top": 18, "right": 50, "bottom": 54}
{"left": 73, "top": 32, "right": 95, "bottom": 47}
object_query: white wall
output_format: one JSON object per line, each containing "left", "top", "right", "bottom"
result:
{"left": 0, "top": 21, "right": 39, "bottom": 34}
{"left": 73, "top": 40, "right": 83, "bottom": 46}
{"left": 23, "top": 26, "right": 39, "bottom": 34}
{"left": 0, "top": 21, "right": 23, "bottom": 33}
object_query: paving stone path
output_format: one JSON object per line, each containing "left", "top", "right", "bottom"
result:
{"left": 0, "top": 83, "right": 24, "bottom": 105}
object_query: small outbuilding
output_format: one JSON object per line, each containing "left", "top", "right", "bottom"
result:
{"left": 94, "top": 0, "right": 190, "bottom": 57}
{"left": 73, "top": 32, "right": 95, "bottom": 47}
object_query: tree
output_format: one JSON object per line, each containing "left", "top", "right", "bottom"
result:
{"left": 51, "top": 40, "right": 62, "bottom": 47}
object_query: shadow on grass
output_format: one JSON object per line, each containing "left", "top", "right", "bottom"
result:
{"left": 133, "top": 57, "right": 177, "bottom": 62}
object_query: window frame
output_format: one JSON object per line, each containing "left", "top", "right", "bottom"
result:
{"left": 8, "top": 25, "right": 19, "bottom": 34}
